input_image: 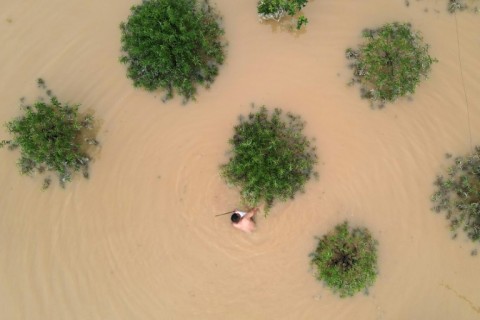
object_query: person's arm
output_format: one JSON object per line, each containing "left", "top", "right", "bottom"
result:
{"left": 245, "top": 207, "right": 258, "bottom": 219}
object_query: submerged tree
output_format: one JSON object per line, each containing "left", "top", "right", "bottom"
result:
{"left": 346, "top": 22, "right": 436, "bottom": 107}
{"left": 220, "top": 106, "right": 317, "bottom": 213}
{"left": 0, "top": 79, "right": 98, "bottom": 189}
{"left": 310, "top": 221, "right": 378, "bottom": 297}
{"left": 120, "top": 0, "right": 226, "bottom": 102}
{"left": 257, "top": 0, "right": 309, "bottom": 30}
{"left": 432, "top": 147, "right": 480, "bottom": 242}
{"left": 448, "top": 0, "right": 479, "bottom": 13}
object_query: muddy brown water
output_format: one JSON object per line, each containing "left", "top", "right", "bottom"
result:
{"left": 1, "top": 0, "right": 479, "bottom": 319}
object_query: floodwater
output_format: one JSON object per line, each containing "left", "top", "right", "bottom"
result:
{"left": 0, "top": 0, "right": 479, "bottom": 319}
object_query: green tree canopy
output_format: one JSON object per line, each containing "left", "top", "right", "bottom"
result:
{"left": 310, "top": 222, "right": 378, "bottom": 297}
{"left": 220, "top": 106, "right": 317, "bottom": 213}
{"left": 0, "top": 80, "right": 97, "bottom": 188}
{"left": 120, "top": 0, "right": 226, "bottom": 102}
{"left": 432, "top": 147, "right": 480, "bottom": 243}
{"left": 346, "top": 22, "right": 436, "bottom": 107}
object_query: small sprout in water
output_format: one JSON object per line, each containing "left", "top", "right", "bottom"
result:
{"left": 59, "top": 172, "right": 72, "bottom": 189}
{"left": 81, "top": 115, "right": 94, "bottom": 129}
{"left": 0, "top": 140, "right": 17, "bottom": 150}
{"left": 361, "top": 28, "right": 374, "bottom": 38}
{"left": 77, "top": 156, "right": 90, "bottom": 166}
{"left": 471, "top": 249, "right": 478, "bottom": 256}
{"left": 359, "top": 87, "right": 371, "bottom": 100}
{"left": 345, "top": 48, "right": 359, "bottom": 59}
{"left": 37, "top": 78, "right": 46, "bottom": 89}
{"left": 7, "top": 142, "right": 18, "bottom": 151}
{"left": 19, "top": 157, "right": 36, "bottom": 175}
{"left": 42, "top": 177, "right": 51, "bottom": 190}
{"left": 296, "top": 16, "right": 308, "bottom": 30}
{"left": 85, "top": 138, "right": 99, "bottom": 146}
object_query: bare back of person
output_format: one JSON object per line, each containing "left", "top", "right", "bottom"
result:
{"left": 231, "top": 208, "right": 258, "bottom": 233}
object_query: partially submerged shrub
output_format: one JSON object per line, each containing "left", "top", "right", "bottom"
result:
{"left": 346, "top": 22, "right": 436, "bottom": 107}
{"left": 0, "top": 79, "right": 98, "bottom": 188}
{"left": 310, "top": 221, "right": 378, "bottom": 297}
{"left": 120, "top": 0, "right": 226, "bottom": 102}
{"left": 448, "top": 0, "right": 479, "bottom": 13}
{"left": 448, "top": 0, "right": 467, "bottom": 12}
{"left": 257, "top": 0, "right": 309, "bottom": 30}
{"left": 432, "top": 147, "right": 480, "bottom": 242}
{"left": 220, "top": 106, "right": 317, "bottom": 213}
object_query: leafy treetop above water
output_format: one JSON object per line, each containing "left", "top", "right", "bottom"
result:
{"left": 346, "top": 22, "right": 436, "bottom": 107}
{"left": 448, "top": 0, "right": 480, "bottom": 13}
{"left": 220, "top": 106, "right": 317, "bottom": 213}
{"left": 310, "top": 221, "right": 378, "bottom": 297}
{"left": 432, "top": 147, "right": 480, "bottom": 243}
{"left": 120, "top": 0, "right": 226, "bottom": 103}
{"left": 257, "top": 0, "right": 309, "bottom": 30}
{"left": 0, "top": 79, "right": 97, "bottom": 189}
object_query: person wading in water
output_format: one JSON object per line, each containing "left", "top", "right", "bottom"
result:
{"left": 231, "top": 208, "right": 258, "bottom": 233}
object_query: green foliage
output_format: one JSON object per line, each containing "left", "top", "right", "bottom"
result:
{"left": 310, "top": 222, "right": 378, "bottom": 297}
{"left": 432, "top": 147, "right": 480, "bottom": 242}
{"left": 257, "top": 0, "right": 309, "bottom": 30}
{"left": 119, "top": 0, "right": 226, "bottom": 102}
{"left": 220, "top": 106, "right": 317, "bottom": 213}
{"left": 346, "top": 22, "right": 436, "bottom": 107}
{"left": 296, "top": 15, "right": 308, "bottom": 30}
{"left": 0, "top": 79, "right": 96, "bottom": 188}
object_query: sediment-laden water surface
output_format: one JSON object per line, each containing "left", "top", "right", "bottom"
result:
{"left": 1, "top": 0, "right": 479, "bottom": 319}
